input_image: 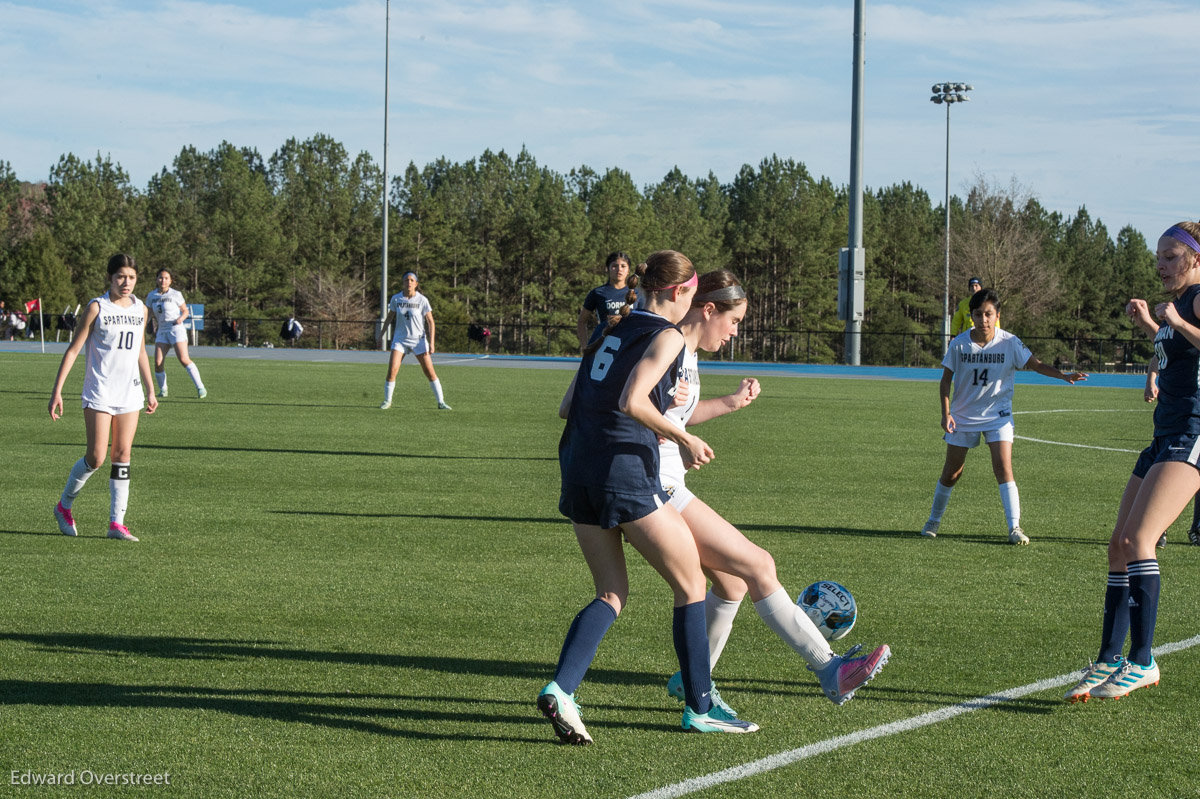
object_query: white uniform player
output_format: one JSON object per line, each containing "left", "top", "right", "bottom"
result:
{"left": 659, "top": 347, "right": 701, "bottom": 511}
{"left": 941, "top": 327, "right": 1032, "bottom": 447}
{"left": 49, "top": 254, "right": 158, "bottom": 543}
{"left": 379, "top": 271, "right": 450, "bottom": 410}
{"left": 922, "top": 289, "right": 1087, "bottom": 544}
{"left": 147, "top": 286, "right": 187, "bottom": 345}
{"left": 146, "top": 269, "right": 206, "bottom": 398}
{"left": 388, "top": 290, "right": 433, "bottom": 354}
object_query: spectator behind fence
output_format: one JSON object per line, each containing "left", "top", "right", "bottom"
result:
{"left": 281, "top": 315, "right": 303, "bottom": 346}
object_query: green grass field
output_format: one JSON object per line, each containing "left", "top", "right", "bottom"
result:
{"left": 2, "top": 353, "right": 1199, "bottom": 798}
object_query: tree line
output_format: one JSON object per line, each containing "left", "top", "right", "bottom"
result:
{"left": 0, "top": 135, "right": 1162, "bottom": 364}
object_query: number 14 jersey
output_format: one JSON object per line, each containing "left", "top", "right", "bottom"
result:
{"left": 81, "top": 292, "right": 147, "bottom": 411}
{"left": 942, "top": 328, "right": 1031, "bottom": 432}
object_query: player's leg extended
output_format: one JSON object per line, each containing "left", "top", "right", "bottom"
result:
{"left": 105, "top": 410, "right": 140, "bottom": 540}
{"left": 987, "top": 440, "right": 1025, "bottom": 543}
{"left": 55, "top": 409, "right": 111, "bottom": 535}
{"left": 154, "top": 342, "right": 170, "bottom": 396}
{"left": 174, "top": 338, "right": 205, "bottom": 397}
{"left": 416, "top": 352, "right": 449, "bottom": 409}
{"left": 924, "top": 444, "right": 968, "bottom": 536}
{"left": 380, "top": 349, "right": 404, "bottom": 409}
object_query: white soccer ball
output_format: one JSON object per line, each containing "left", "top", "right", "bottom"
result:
{"left": 797, "top": 580, "right": 857, "bottom": 641}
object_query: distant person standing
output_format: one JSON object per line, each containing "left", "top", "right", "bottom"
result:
{"left": 146, "top": 269, "right": 207, "bottom": 399}
{"left": 576, "top": 251, "right": 642, "bottom": 350}
{"left": 950, "top": 277, "right": 983, "bottom": 335}
{"left": 49, "top": 254, "right": 158, "bottom": 542}
{"left": 379, "top": 271, "right": 450, "bottom": 411}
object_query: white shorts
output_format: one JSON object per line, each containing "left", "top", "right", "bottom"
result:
{"left": 944, "top": 421, "right": 1014, "bottom": 449}
{"left": 659, "top": 451, "right": 695, "bottom": 512}
{"left": 391, "top": 335, "right": 429, "bottom": 356}
{"left": 82, "top": 400, "right": 143, "bottom": 416}
{"left": 156, "top": 325, "right": 187, "bottom": 346}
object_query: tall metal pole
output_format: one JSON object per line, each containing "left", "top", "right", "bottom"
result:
{"left": 844, "top": 0, "right": 865, "bottom": 366}
{"left": 379, "top": 0, "right": 390, "bottom": 349}
{"left": 942, "top": 100, "right": 951, "bottom": 355}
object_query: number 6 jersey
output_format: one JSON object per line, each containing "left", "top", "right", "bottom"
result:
{"left": 81, "top": 292, "right": 147, "bottom": 411}
{"left": 942, "top": 328, "right": 1031, "bottom": 431}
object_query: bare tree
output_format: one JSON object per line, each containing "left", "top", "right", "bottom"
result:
{"left": 951, "top": 174, "right": 1057, "bottom": 328}
{"left": 298, "top": 270, "right": 373, "bottom": 349}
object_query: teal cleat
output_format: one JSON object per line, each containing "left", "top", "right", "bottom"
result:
{"left": 1064, "top": 657, "right": 1123, "bottom": 703}
{"left": 666, "top": 671, "right": 738, "bottom": 716}
{"left": 197, "top": 387, "right": 207, "bottom": 399}
{"left": 1089, "top": 657, "right": 1160, "bottom": 700}
{"left": 537, "top": 681, "right": 592, "bottom": 745}
{"left": 682, "top": 703, "right": 758, "bottom": 734}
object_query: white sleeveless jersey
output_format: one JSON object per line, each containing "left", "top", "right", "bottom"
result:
{"left": 146, "top": 287, "right": 185, "bottom": 327}
{"left": 659, "top": 348, "right": 701, "bottom": 488}
{"left": 81, "top": 293, "right": 147, "bottom": 411}
{"left": 388, "top": 291, "right": 432, "bottom": 347}
{"left": 942, "top": 328, "right": 1032, "bottom": 431}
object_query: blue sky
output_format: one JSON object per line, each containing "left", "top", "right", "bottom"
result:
{"left": 3, "top": 0, "right": 1198, "bottom": 246}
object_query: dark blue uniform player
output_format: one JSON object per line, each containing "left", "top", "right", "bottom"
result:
{"left": 1067, "top": 221, "right": 1200, "bottom": 702}
{"left": 576, "top": 251, "right": 642, "bottom": 350}
{"left": 538, "top": 251, "right": 758, "bottom": 744}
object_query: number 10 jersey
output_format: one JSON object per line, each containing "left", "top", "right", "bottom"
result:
{"left": 81, "top": 293, "right": 147, "bottom": 411}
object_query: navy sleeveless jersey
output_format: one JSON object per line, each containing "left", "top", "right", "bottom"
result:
{"left": 560, "top": 310, "right": 685, "bottom": 491}
{"left": 1153, "top": 283, "right": 1200, "bottom": 436}
{"left": 583, "top": 284, "right": 642, "bottom": 320}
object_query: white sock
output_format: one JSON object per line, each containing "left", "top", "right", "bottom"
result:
{"left": 384, "top": 381, "right": 396, "bottom": 403}
{"left": 928, "top": 481, "right": 953, "bottom": 524}
{"left": 999, "top": 481, "right": 1020, "bottom": 530}
{"left": 61, "top": 457, "right": 97, "bottom": 509}
{"left": 185, "top": 363, "right": 204, "bottom": 391}
{"left": 154, "top": 371, "right": 167, "bottom": 392}
{"left": 705, "top": 591, "right": 742, "bottom": 670}
{"left": 754, "top": 587, "right": 833, "bottom": 669}
{"left": 109, "top": 462, "right": 130, "bottom": 525}
{"left": 430, "top": 379, "right": 445, "bottom": 404}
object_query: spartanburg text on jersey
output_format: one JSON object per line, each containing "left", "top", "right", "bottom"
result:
{"left": 81, "top": 293, "right": 146, "bottom": 410}
{"left": 942, "top": 328, "right": 1032, "bottom": 431}
{"left": 560, "top": 310, "right": 685, "bottom": 492}
{"left": 388, "top": 291, "right": 432, "bottom": 347}
{"left": 1153, "top": 283, "right": 1200, "bottom": 436}
{"left": 660, "top": 346, "right": 701, "bottom": 458}
{"left": 147, "top": 287, "right": 185, "bottom": 327}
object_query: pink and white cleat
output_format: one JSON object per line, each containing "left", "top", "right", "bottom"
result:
{"left": 54, "top": 502, "right": 77, "bottom": 537}
{"left": 814, "top": 643, "right": 891, "bottom": 705}
{"left": 107, "top": 522, "right": 139, "bottom": 542}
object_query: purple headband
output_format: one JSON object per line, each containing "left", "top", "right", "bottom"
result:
{"left": 1164, "top": 226, "right": 1200, "bottom": 255}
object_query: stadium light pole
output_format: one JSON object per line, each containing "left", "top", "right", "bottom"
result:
{"left": 378, "top": 0, "right": 391, "bottom": 350}
{"left": 930, "top": 82, "right": 971, "bottom": 355}
{"left": 838, "top": 0, "right": 866, "bottom": 366}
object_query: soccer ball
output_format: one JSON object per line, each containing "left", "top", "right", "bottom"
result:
{"left": 797, "top": 581, "right": 857, "bottom": 641}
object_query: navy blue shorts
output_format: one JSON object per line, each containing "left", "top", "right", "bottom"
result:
{"left": 559, "top": 482, "right": 669, "bottom": 530}
{"left": 1132, "top": 432, "right": 1200, "bottom": 479}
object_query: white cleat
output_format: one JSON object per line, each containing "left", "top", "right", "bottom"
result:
{"left": 54, "top": 502, "right": 77, "bottom": 537}
{"left": 379, "top": 400, "right": 392, "bottom": 410}
{"left": 920, "top": 521, "right": 939, "bottom": 538}
{"left": 107, "top": 523, "right": 139, "bottom": 542}
{"left": 1008, "top": 526, "right": 1030, "bottom": 545}
{"left": 437, "top": 402, "right": 452, "bottom": 410}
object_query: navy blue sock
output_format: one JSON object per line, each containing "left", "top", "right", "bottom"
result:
{"left": 1127, "top": 559, "right": 1161, "bottom": 667}
{"left": 1097, "top": 572, "right": 1130, "bottom": 663}
{"left": 553, "top": 599, "right": 617, "bottom": 694}
{"left": 673, "top": 601, "right": 712, "bottom": 714}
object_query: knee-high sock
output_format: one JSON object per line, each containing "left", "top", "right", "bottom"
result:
{"left": 754, "top": 588, "right": 834, "bottom": 670}
{"left": 998, "top": 481, "right": 1020, "bottom": 529}
{"left": 927, "top": 481, "right": 953, "bottom": 524}
{"left": 1127, "top": 560, "right": 1161, "bottom": 666}
{"left": 154, "top": 371, "right": 167, "bottom": 392}
{"left": 109, "top": 462, "right": 130, "bottom": 525}
{"left": 673, "top": 601, "right": 712, "bottom": 714}
{"left": 552, "top": 599, "right": 617, "bottom": 695}
{"left": 430, "top": 379, "right": 445, "bottom": 404}
{"left": 383, "top": 381, "right": 396, "bottom": 403}
{"left": 60, "top": 457, "right": 97, "bottom": 509}
{"left": 185, "top": 362, "right": 204, "bottom": 390}
{"left": 1097, "top": 572, "right": 1129, "bottom": 663}
{"left": 705, "top": 591, "right": 742, "bottom": 670}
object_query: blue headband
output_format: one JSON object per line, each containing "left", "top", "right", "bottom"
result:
{"left": 402, "top": 271, "right": 418, "bottom": 281}
{"left": 1164, "top": 226, "right": 1200, "bottom": 255}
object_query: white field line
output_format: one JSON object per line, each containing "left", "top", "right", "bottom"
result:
{"left": 1012, "top": 409, "right": 1145, "bottom": 415}
{"left": 627, "top": 634, "right": 1200, "bottom": 799}
{"left": 1014, "top": 435, "right": 1140, "bottom": 454}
